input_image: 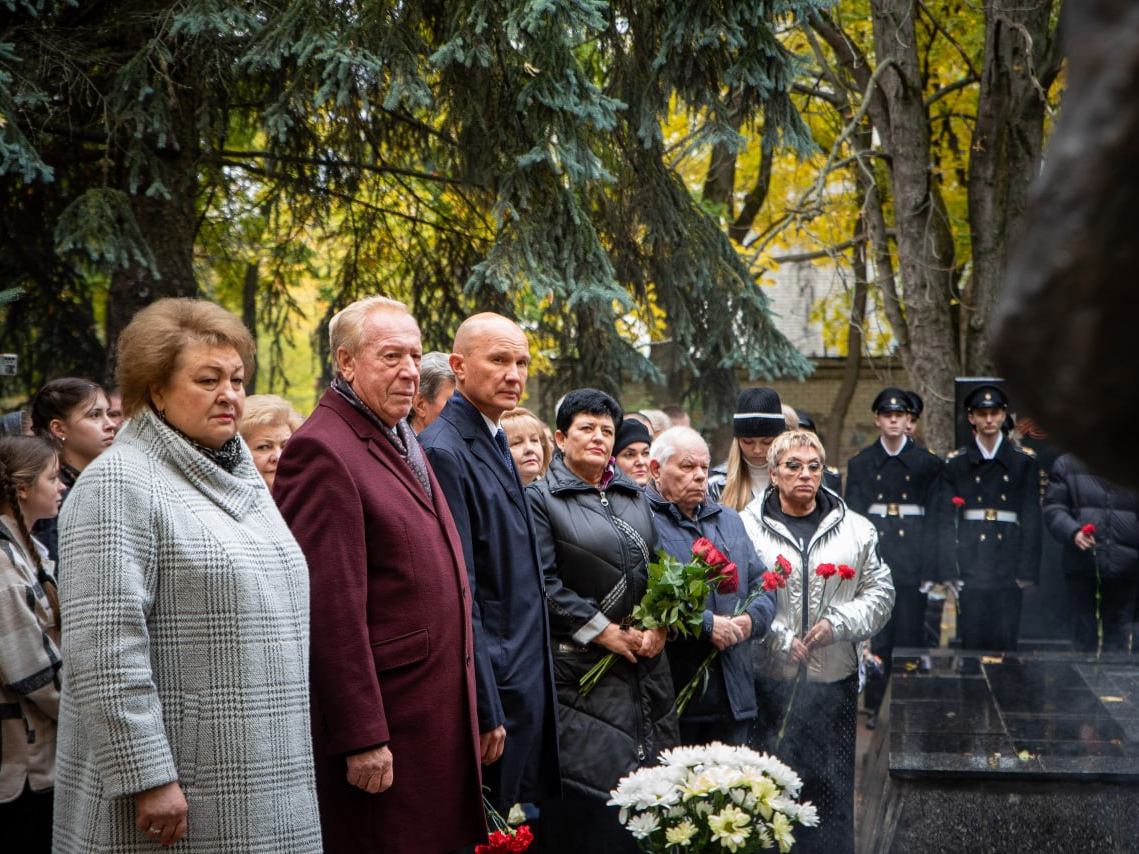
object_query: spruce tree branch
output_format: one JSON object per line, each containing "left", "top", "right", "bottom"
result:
{"left": 217, "top": 149, "right": 470, "bottom": 186}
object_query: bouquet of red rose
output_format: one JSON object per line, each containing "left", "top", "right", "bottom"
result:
{"left": 579, "top": 537, "right": 738, "bottom": 696}
{"left": 673, "top": 551, "right": 791, "bottom": 714}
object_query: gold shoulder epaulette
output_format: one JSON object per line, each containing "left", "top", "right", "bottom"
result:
{"left": 946, "top": 448, "right": 965, "bottom": 460}
{"left": 1019, "top": 445, "right": 1037, "bottom": 457}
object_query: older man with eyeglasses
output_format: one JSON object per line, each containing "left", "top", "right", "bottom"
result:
{"left": 741, "top": 430, "right": 894, "bottom": 854}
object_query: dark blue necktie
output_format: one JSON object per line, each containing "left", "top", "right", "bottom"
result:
{"left": 493, "top": 428, "right": 516, "bottom": 475}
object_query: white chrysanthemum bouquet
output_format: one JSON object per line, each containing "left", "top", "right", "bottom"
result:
{"left": 608, "top": 742, "right": 818, "bottom": 853}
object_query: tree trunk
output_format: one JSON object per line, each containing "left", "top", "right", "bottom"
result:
{"left": 825, "top": 217, "right": 868, "bottom": 468}
{"left": 243, "top": 261, "right": 259, "bottom": 393}
{"left": 966, "top": 0, "right": 1061, "bottom": 376}
{"left": 103, "top": 6, "right": 201, "bottom": 384}
{"left": 869, "top": 0, "right": 961, "bottom": 453}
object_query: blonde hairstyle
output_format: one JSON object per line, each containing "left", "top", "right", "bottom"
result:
{"left": 782, "top": 405, "right": 800, "bottom": 429}
{"left": 328, "top": 296, "right": 410, "bottom": 378}
{"left": 116, "top": 299, "right": 255, "bottom": 418}
{"left": 767, "top": 430, "right": 827, "bottom": 469}
{"left": 240, "top": 395, "right": 304, "bottom": 440}
{"left": 719, "top": 441, "right": 752, "bottom": 512}
{"left": 0, "top": 435, "right": 61, "bottom": 625}
{"left": 501, "top": 407, "right": 553, "bottom": 476}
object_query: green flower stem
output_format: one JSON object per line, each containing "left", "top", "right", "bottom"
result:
{"left": 579, "top": 652, "right": 617, "bottom": 696}
{"left": 775, "top": 664, "right": 805, "bottom": 752}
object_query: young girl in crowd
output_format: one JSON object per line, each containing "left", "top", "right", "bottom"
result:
{"left": 0, "top": 435, "right": 66, "bottom": 853}
{"left": 29, "top": 378, "right": 115, "bottom": 562}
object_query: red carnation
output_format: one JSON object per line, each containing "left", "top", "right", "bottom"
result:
{"left": 716, "top": 562, "right": 740, "bottom": 594}
{"left": 838, "top": 564, "right": 856, "bottom": 580}
{"left": 952, "top": 496, "right": 966, "bottom": 508}
{"left": 692, "top": 537, "right": 730, "bottom": 568}
{"left": 511, "top": 826, "right": 534, "bottom": 851}
{"left": 815, "top": 563, "right": 837, "bottom": 579}
{"left": 775, "top": 554, "right": 793, "bottom": 577}
{"left": 762, "top": 571, "right": 786, "bottom": 591}
{"left": 1081, "top": 523, "right": 1096, "bottom": 537}
{"left": 476, "top": 825, "right": 533, "bottom": 854}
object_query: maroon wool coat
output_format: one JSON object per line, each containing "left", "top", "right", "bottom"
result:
{"left": 273, "top": 389, "right": 484, "bottom": 854}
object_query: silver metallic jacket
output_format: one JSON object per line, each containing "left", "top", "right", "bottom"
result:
{"left": 741, "top": 488, "right": 895, "bottom": 683}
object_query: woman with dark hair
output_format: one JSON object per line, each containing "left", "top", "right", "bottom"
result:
{"left": 528, "top": 388, "right": 677, "bottom": 853}
{"left": 52, "top": 298, "right": 320, "bottom": 853}
{"left": 0, "top": 435, "right": 66, "bottom": 852}
{"left": 29, "top": 379, "right": 115, "bottom": 562}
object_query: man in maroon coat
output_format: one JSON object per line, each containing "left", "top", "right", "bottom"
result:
{"left": 274, "top": 296, "right": 483, "bottom": 853}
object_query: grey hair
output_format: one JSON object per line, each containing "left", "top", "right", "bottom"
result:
{"left": 649, "top": 426, "right": 708, "bottom": 467}
{"left": 419, "top": 351, "right": 455, "bottom": 404}
{"left": 329, "top": 296, "right": 410, "bottom": 379}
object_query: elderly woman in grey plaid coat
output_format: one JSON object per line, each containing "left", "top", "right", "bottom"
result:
{"left": 52, "top": 299, "right": 321, "bottom": 853}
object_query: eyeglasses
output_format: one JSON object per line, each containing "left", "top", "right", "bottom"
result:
{"left": 780, "top": 460, "right": 823, "bottom": 474}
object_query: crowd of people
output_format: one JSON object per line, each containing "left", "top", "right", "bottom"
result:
{"left": 1, "top": 295, "right": 1136, "bottom": 853}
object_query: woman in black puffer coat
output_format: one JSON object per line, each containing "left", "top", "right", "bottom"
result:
{"left": 1044, "top": 453, "right": 1139, "bottom": 652}
{"left": 527, "top": 390, "right": 677, "bottom": 854}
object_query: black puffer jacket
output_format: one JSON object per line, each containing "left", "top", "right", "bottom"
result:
{"left": 527, "top": 455, "right": 678, "bottom": 801}
{"left": 1044, "top": 454, "right": 1139, "bottom": 579}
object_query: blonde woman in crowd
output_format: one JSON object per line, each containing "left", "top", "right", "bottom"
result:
{"left": 239, "top": 394, "right": 304, "bottom": 489}
{"left": 0, "top": 435, "right": 66, "bottom": 852}
{"left": 708, "top": 387, "right": 789, "bottom": 509}
{"left": 501, "top": 406, "right": 552, "bottom": 485}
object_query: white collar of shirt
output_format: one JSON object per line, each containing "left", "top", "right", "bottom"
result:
{"left": 879, "top": 437, "right": 906, "bottom": 457}
{"left": 975, "top": 432, "right": 1003, "bottom": 460}
{"left": 480, "top": 411, "right": 502, "bottom": 437}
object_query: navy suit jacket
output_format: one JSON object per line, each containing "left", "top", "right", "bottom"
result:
{"left": 419, "top": 392, "right": 560, "bottom": 807}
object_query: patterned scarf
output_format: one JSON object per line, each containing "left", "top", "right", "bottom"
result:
{"left": 154, "top": 405, "right": 245, "bottom": 473}
{"left": 331, "top": 378, "right": 433, "bottom": 500}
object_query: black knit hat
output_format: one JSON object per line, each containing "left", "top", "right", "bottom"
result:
{"left": 733, "top": 387, "right": 785, "bottom": 438}
{"left": 613, "top": 419, "right": 652, "bottom": 455}
{"left": 871, "top": 387, "right": 910, "bottom": 414}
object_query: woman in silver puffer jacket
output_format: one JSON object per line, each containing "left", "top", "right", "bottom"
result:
{"left": 741, "top": 430, "right": 893, "bottom": 854}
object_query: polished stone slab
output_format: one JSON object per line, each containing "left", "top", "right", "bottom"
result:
{"left": 859, "top": 649, "right": 1139, "bottom": 853}
{"left": 887, "top": 649, "right": 1139, "bottom": 780}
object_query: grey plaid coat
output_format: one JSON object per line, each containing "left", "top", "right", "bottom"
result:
{"left": 52, "top": 408, "right": 321, "bottom": 853}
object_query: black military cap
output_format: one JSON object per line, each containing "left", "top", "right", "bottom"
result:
{"left": 871, "top": 387, "right": 911, "bottom": 414}
{"left": 904, "top": 390, "right": 924, "bottom": 418}
{"left": 733, "top": 387, "right": 785, "bottom": 437}
{"left": 965, "top": 383, "right": 1009, "bottom": 412}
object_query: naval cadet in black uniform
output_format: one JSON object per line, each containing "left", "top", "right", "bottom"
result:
{"left": 845, "top": 387, "right": 942, "bottom": 727}
{"left": 939, "top": 384, "right": 1046, "bottom": 651}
